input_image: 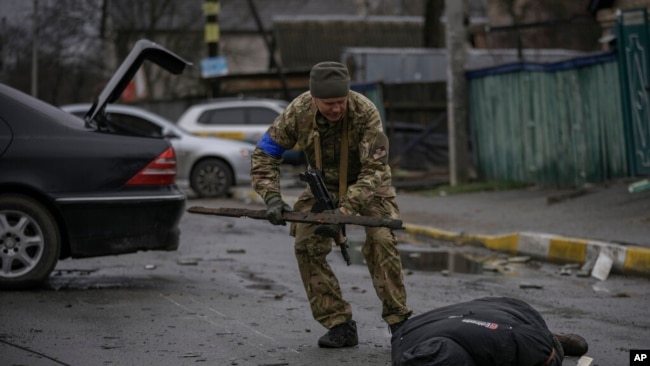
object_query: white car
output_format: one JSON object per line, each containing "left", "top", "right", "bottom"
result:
{"left": 176, "top": 98, "right": 304, "bottom": 165}
{"left": 61, "top": 104, "right": 255, "bottom": 198}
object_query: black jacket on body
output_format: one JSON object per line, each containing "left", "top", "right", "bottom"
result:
{"left": 391, "top": 297, "right": 563, "bottom": 366}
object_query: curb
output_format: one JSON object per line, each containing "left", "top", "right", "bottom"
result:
{"left": 231, "top": 187, "right": 650, "bottom": 277}
{"left": 403, "top": 224, "right": 650, "bottom": 278}
{"left": 231, "top": 187, "right": 266, "bottom": 205}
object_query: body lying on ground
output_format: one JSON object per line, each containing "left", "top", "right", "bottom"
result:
{"left": 391, "top": 296, "right": 588, "bottom": 366}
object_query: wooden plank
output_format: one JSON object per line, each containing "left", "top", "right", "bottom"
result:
{"left": 187, "top": 206, "right": 404, "bottom": 230}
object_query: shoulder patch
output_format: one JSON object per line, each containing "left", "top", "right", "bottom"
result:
{"left": 373, "top": 146, "right": 387, "bottom": 160}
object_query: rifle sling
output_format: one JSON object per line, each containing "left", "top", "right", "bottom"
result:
{"left": 312, "top": 102, "right": 349, "bottom": 201}
{"left": 339, "top": 110, "right": 349, "bottom": 199}
{"left": 314, "top": 131, "right": 321, "bottom": 171}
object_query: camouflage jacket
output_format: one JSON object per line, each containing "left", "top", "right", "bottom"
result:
{"left": 251, "top": 90, "right": 395, "bottom": 215}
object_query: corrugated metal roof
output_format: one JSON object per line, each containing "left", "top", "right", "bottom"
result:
{"left": 272, "top": 14, "right": 423, "bottom": 23}
{"left": 274, "top": 16, "right": 424, "bottom": 70}
{"left": 220, "top": 0, "right": 360, "bottom": 32}
{"left": 105, "top": 0, "right": 361, "bottom": 33}
{"left": 466, "top": 50, "right": 616, "bottom": 77}
{"left": 341, "top": 47, "right": 591, "bottom": 83}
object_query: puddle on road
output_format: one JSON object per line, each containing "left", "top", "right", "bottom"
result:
{"left": 348, "top": 242, "right": 486, "bottom": 274}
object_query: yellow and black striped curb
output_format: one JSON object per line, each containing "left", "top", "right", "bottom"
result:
{"left": 231, "top": 187, "right": 266, "bottom": 205}
{"left": 403, "top": 223, "right": 650, "bottom": 277}
{"left": 231, "top": 187, "right": 650, "bottom": 277}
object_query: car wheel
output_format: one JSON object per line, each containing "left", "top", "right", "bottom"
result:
{"left": 0, "top": 194, "right": 61, "bottom": 290}
{"left": 190, "top": 158, "right": 233, "bottom": 198}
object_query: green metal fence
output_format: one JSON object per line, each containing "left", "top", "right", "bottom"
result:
{"left": 467, "top": 55, "right": 628, "bottom": 187}
{"left": 617, "top": 8, "right": 650, "bottom": 177}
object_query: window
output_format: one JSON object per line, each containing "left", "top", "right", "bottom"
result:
{"left": 108, "top": 113, "right": 163, "bottom": 137}
{"left": 247, "top": 107, "right": 280, "bottom": 125}
{"left": 196, "top": 105, "right": 281, "bottom": 126}
{"left": 198, "top": 108, "right": 246, "bottom": 126}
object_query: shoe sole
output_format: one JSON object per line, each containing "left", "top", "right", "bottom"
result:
{"left": 317, "top": 340, "right": 358, "bottom": 348}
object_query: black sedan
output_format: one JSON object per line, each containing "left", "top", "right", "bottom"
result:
{"left": 0, "top": 40, "right": 190, "bottom": 290}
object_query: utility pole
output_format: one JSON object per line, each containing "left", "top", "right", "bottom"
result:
{"left": 31, "top": 0, "right": 39, "bottom": 98}
{"left": 445, "top": 0, "right": 469, "bottom": 185}
{"left": 204, "top": 0, "right": 220, "bottom": 97}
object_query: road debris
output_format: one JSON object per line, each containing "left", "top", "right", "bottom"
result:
{"left": 577, "top": 355, "right": 593, "bottom": 366}
{"left": 177, "top": 258, "right": 200, "bottom": 266}
{"left": 591, "top": 250, "right": 614, "bottom": 281}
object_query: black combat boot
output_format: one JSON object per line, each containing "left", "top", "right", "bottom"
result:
{"left": 318, "top": 320, "right": 358, "bottom": 348}
{"left": 554, "top": 333, "right": 589, "bottom": 357}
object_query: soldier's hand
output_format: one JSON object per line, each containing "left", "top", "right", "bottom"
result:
{"left": 315, "top": 209, "right": 343, "bottom": 238}
{"left": 265, "top": 195, "right": 293, "bottom": 226}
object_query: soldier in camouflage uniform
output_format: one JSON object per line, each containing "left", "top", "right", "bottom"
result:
{"left": 251, "top": 61, "right": 412, "bottom": 348}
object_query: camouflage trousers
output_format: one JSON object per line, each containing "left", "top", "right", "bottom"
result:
{"left": 290, "top": 190, "right": 412, "bottom": 329}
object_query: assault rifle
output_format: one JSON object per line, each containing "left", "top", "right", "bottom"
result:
{"left": 299, "top": 167, "right": 351, "bottom": 265}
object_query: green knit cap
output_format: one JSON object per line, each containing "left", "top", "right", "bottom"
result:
{"left": 309, "top": 61, "right": 350, "bottom": 98}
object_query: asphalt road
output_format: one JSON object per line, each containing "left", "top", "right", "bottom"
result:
{"left": 1, "top": 195, "right": 648, "bottom": 366}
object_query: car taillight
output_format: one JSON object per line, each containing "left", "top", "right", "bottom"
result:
{"left": 126, "top": 147, "right": 177, "bottom": 186}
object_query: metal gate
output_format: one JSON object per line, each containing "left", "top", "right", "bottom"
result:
{"left": 618, "top": 8, "right": 650, "bottom": 176}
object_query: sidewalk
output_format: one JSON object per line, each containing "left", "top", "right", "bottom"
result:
{"left": 232, "top": 177, "right": 650, "bottom": 278}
